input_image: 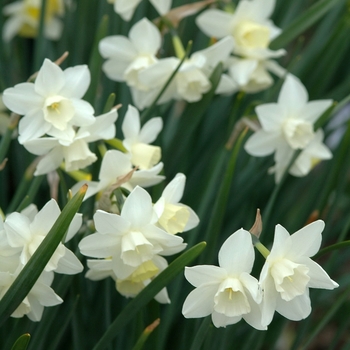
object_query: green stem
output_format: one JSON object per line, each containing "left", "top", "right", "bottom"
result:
{"left": 314, "top": 240, "right": 350, "bottom": 259}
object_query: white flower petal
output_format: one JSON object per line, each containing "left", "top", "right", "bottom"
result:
{"left": 300, "top": 100, "right": 333, "bottom": 124}
{"left": 35, "top": 59, "right": 65, "bottom": 97}
{"left": 78, "top": 233, "right": 119, "bottom": 258}
{"left": 139, "top": 117, "right": 163, "bottom": 144}
{"left": 278, "top": 75, "right": 308, "bottom": 111}
{"left": 18, "top": 109, "right": 49, "bottom": 143}
{"left": 184, "top": 265, "right": 227, "bottom": 287}
{"left": 299, "top": 257, "right": 339, "bottom": 289}
{"left": 129, "top": 18, "right": 161, "bottom": 55}
{"left": 3, "top": 83, "right": 44, "bottom": 115}
{"left": 122, "top": 105, "right": 141, "bottom": 140}
{"left": 275, "top": 290, "right": 311, "bottom": 321}
{"left": 94, "top": 210, "right": 131, "bottom": 236}
{"left": 29, "top": 199, "right": 61, "bottom": 235}
{"left": 149, "top": 0, "right": 171, "bottom": 15}
{"left": 34, "top": 147, "right": 64, "bottom": 175}
{"left": 99, "top": 35, "right": 137, "bottom": 60}
{"left": 244, "top": 130, "right": 280, "bottom": 156}
{"left": 218, "top": 229, "right": 254, "bottom": 275}
{"left": 196, "top": 9, "right": 232, "bottom": 38}
{"left": 182, "top": 284, "right": 218, "bottom": 318}
{"left": 62, "top": 65, "right": 91, "bottom": 98}
{"left": 287, "top": 220, "right": 324, "bottom": 258}
{"left": 162, "top": 173, "right": 185, "bottom": 203}
{"left": 255, "top": 103, "right": 286, "bottom": 131}
{"left": 121, "top": 186, "right": 154, "bottom": 227}
{"left": 55, "top": 248, "right": 83, "bottom": 274}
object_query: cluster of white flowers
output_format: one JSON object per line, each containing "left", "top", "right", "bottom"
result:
{"left": 182, "top": 220, "right": 338, "bottom": 329}
{"left": 79, "top": 174, "right": 199, "bottom": 302}
{"left": 99, "top": 0, "right": 286, "bottom": 110}
{"left": 2, "top": 58, "right": 118, "bottom": 175}
{"left": 0, "top": 200, "right": 83, "bottom": 321}
{"left": 244, "top": 74, "right": 333, "bottom": 182}
{"left": 99, "top": 18, "right": 235, "bottom": 110}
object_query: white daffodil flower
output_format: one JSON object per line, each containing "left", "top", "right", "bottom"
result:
{"left": 0, "top": 268, "right": 62, "bottom": 321}
{"left": 134, "top": 36, "right": 234, "bottom": 108}
{"left": 79, "top": 186, "right": 186, "bottom": 280}
{"left": 196, "top": 0, "right": 283, "bottom": 60}
{"left": 269, "top": 129, "right": 332, "bottom": 183}
{"left": 122, "top": 105, "right": 163, "bottom": 169}
{"left": 196, "top": 0, "right": 285, "bottom": 94}
{"left": 259, "top": 220, "right": 338, "bottom": 327}
{"left": 244, "top": 74, "right": 333, "bottom": 181}
{"left": 3, "top": 199, "right": 83, "bottom": 274}
{"left": 71, "top": 149, "right": 165, "bottom": 201}
{"left": 2, "top": 0, "right": 64, "bottom": 42}
{"left": 3, "top": 58, "right": 94, "bottom": 143}
{"left": 22, "top": 109, "right": 118, "bottom": 175}
{"left": 99, "top": 18, "right": 161, "bottom": 90}
{"left": 153, "top": 173, "right": 199, "bottom": 234}
{"left": 182, "top": 229, "right": 265, "bottom": 330}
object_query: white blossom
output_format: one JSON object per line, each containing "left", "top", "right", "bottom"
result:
{"left": 183, "top": 229, "right": 265, "bottom": 330}
{"left": 259, "top": 220, "right": 338, "bottom": 327}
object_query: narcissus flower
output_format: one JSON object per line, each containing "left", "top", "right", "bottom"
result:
{"left": 182, "top": 229, "right": 265, "bottom": 330}
{"left": 79, "top": 186, "right": 186, "bottom": 280}
{"left": 0, "top": 268, "right": 62, "bottom": 321}
{"left": 196, "top": 0, "right": 283, "bottom": 59}
{"left": 135, "top": 36, "right": 234, "bottom": 107}
{"left": 22, "top": 109, "right": 118, "bottom": 175}
{"left": 3, "top": 199, "right": 83, "bottom": 274}
{"left": 3, "top": 58, "right": 94, "bottom": 143}
{"left": 99, "top": 18, "right": 161, "bottom": 90}
{"left": 259, "top": 220, "right": 338, "bottom": 327}
{"left": 153, "top": 173, "right": 199, "bottom": 234}
{"left": 122, "top": 105, "right": 163, "bottom": 169}
{"left": 2, "top": 0, "right": 64, "bottom": 42}
{"left": 244, "top": 74, "right": 332, "bottom": 182}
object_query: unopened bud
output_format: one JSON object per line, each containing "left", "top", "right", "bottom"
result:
{"left": 249, "top": 209, "right": 262, "bottom": 238}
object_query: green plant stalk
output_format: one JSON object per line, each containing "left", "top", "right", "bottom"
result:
{"left": 270, "top": 0, "right": 344, "bottom": 50}
{"left": 0, "top": 185, "right": 87, "bottom": 327}
{"left": 93, "top": 242, "right": 206, "bottom": 350}
{"left": 314, "top": 240, "right": 350, "bottom": 259}
{"left": 140, "top": 41, "right": 193, "bottom": 123}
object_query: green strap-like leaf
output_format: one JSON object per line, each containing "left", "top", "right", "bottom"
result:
{"left": 10, "top": 334, "right": 31, "bottom": 350}
{"left": 270, "top": 0, "right": 344, "bottom": 50}
{"left": 0, "top": 185, "right": 87, "bottom": 327}
{"left": 93, "top": 242, "right": 206, "bottom": 350}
